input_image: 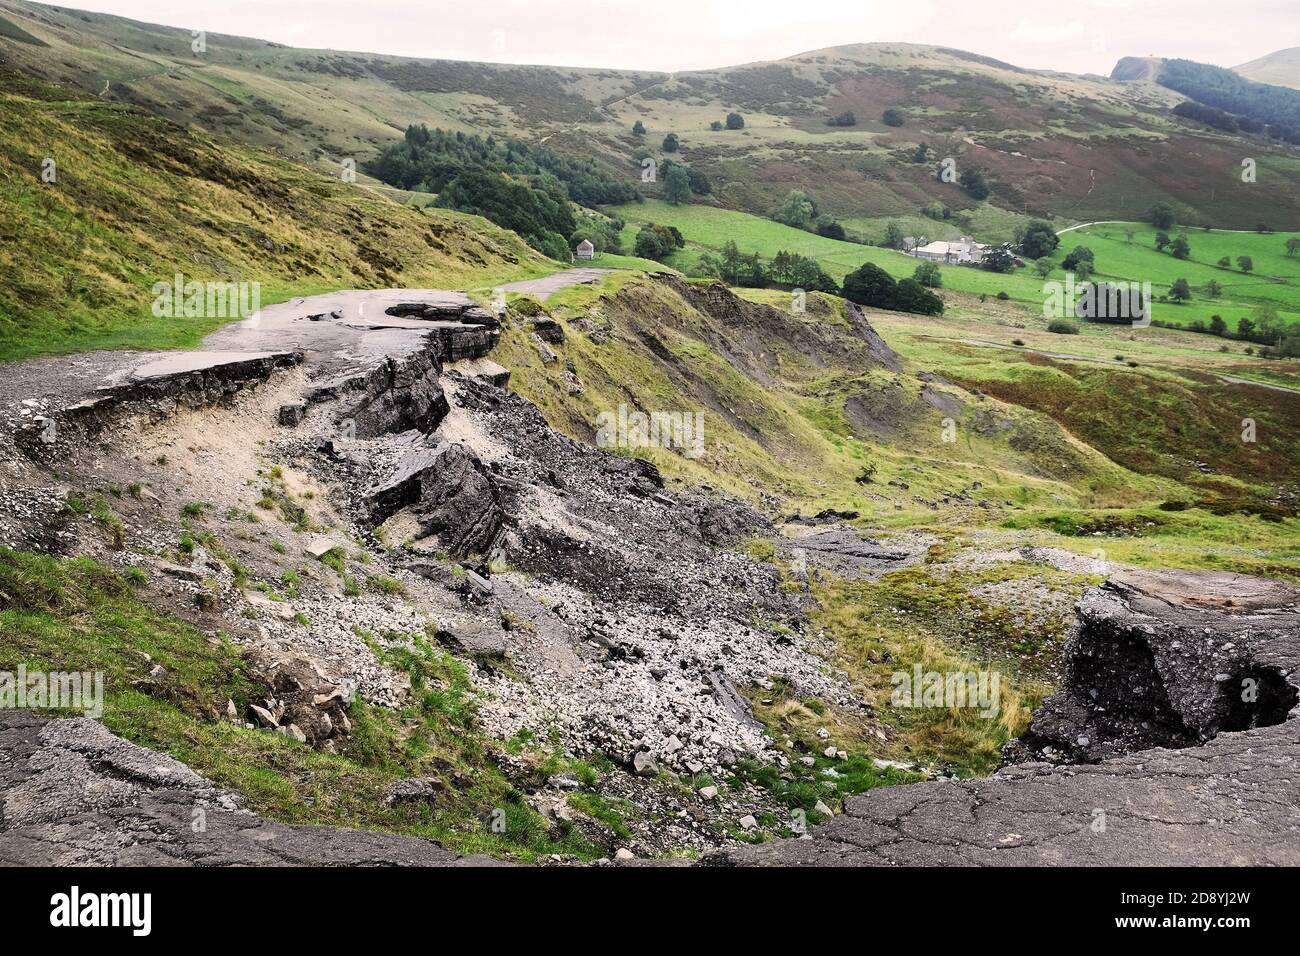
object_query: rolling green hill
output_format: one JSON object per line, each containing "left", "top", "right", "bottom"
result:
{"left": 0, "top": 67, "right": 557, "bottom": 360}
{"left": 3, "top": 0, "right": 1300, "bottom": 232}
{"left": 610, "top": 200, "right": 1300, "bottom": 332}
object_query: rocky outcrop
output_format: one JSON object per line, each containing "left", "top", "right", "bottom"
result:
{"left": 710, "top": 569, "right": 1300, "bottom": 866}
{"left": 306, "top": 348, "right": 450, "bottom": 439}
{"left": 1010, "top": 569, "right": 1300, "bottom": 764}
{"left": 241, "top": 648, "right": 359, "bottom": 749}
{"left": 0, "top": 712, "right": 499, "bottom": 866}
{"left": 367, "top": 440, "right": 502, "bottom": 557}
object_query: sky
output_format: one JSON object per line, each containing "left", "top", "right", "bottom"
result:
{"left": 34, "top": 0, "right": 1297, "bottom": 74}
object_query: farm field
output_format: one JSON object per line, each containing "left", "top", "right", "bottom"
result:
{"left": 611, "top": 200, "right": 1300, "bottom": 332}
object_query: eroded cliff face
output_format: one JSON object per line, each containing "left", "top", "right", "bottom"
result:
{"left": 0, "top": 277, "right": 891, "bottom": 860}
{"left": 1009, "top": 571, "right": 1299, "bottom": 764}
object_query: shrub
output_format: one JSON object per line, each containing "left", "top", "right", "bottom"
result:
{"left": 1047, "top": 320, "right": 1079, "bottom": 334}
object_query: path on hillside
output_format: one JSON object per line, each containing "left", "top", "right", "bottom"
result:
{"left": 495, "top": 268, "right": 615, "bottom": 301}
{"left": 1057, "top": 221, "right": 1283, "bottom": 236}
{"left": 936, "top": 335, "right": 1300, "bottom": 395}
{"left": 1055, "top": 220, "right": 1124, "bottom": 235}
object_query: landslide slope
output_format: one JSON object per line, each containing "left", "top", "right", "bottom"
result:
{"left": 492, "top": 273, "right": 1158, "bottom": 517}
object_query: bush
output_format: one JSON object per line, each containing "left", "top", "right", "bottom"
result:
{"left": 826, "top": 110, "right": 856, "bottom": 127}
{"left": 633, "top": 223, "right": 684, "bottom": 262}
{"left": 882, "top": 108, "right": 905, "bottom": 127}
{"left": 725, "top": 112, "right": 744, "bottom": 130}
{"left": 891, "top": 278, "right": 944, "bottom": 315}
{"left": 959, "top": 167, "right": 990, "bottom": 200}
{"left": 1047, "top": 320, "right": 1078, "bottom": 334}
{"left": 1061, "top": 245, "right": 1094, "bottom": 271}
{"left": 815, "top": 219, "right": 845, "bottom": 240}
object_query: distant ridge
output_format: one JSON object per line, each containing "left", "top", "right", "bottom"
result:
{"left": 1235, "top": 48, "right": 1300, "bottom": 89}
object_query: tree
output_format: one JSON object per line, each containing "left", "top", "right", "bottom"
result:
{"left": 892, "top": 278, "right": 944, "bottom": 315}
{"left": 1033, "top": 258, "right": 1054, "bottom": 279}
{"left": 662, "top": 132, "right": 679, "bottom": 153}
{"left": 1061, "top": 245, "right": 1094, "bottom": 272}
{"left": 981, "top": 243, "right": 1017, "bottom": 273}
{"left": 959, "top": 167, "right": 990, "bottom": 200}
{"left": 725, "top": 112, "right": 745, "bottom": 130}
{"left": 882, "top": 108, "right": 905, "bottom": 127}
{"left": 435, "top": 169, "right": 576, "bottom": 255}
{"left": 882, "top": 222, "right": 906, "bottom": 249}
{"left": 663, "top": 164, "right": 691, "bottom": 204}
{"left": 1169, "top": 235, "right": 1191, "bottom": 259}
{"left": 1204, "top": 279, "right": 1223, "bottom": 297}
{"left": 1149, "top": 202, "right": 1176, "bottom": 230}
{"left": 709, "top": 121, "right": 723, "bottom": 131}
{"left": 1018, "top": 220, "right": 1060, "bottom": 259}
{"left": 767, "top": 249, "right": 838, "bottom": 293}
{"left": 1209, "top": 315, "right": 1228, "bottom": 335}
{"left": 923, "top": 200, "right": 947, "bottom": 221}
{"left": 1074, "top": 260, "right": 1093, "bottom": 281}
{"left": 912, "top": 143, "right": 931, "bottom": 162}
{"left": 1217, "top": 256, "right": 1231, "bottom": 268}
{"left": 705, "top": 241, "right": 765, "bottom": 287}
{"left": 1287, "top": 238, "right": 1300, "bottom": 257}
{"left": 1154, "top": 232, "right": 1171, "bottom": 251}
{"left": 827, "top": 110, "right": 857, "bottom": 127}
{"left": 1169, "top": 278, "right": 1192, "bottom": 302}
{"left": 771, "top": 190, "right": 819, "bottom": 231}
{"left": 913, "top": 262, "right": 942, "bottom": 288}
{"left": 1237, "top": 255, "right": 1254, "bottom": 273}
{"left": 632, "top": 120, "right": 646, "bottom": 136}
{"left": 842, "top": 263, "right": 897, "bottom": 309}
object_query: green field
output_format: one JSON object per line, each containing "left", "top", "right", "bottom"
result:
{"left": 610, "top": 200, "right": 1300, "bottom": 331}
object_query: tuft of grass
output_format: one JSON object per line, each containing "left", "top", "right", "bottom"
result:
{"left": 366, "top": 575, "right": 406, "bottom": 596}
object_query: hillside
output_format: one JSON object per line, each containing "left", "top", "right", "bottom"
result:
{"left": 3, "top": 1, "right": 1300, "bottom": 230}
{"left": 1236, "top": 48, "right": 1300, "bottom": 89}
{"left": 0, "top": 66, "right": 557, "bottom": 360}
{"left": 1, "top": 2, "right": 1299, "bottom": 876}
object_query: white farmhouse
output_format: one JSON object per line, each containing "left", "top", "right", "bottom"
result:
{"left": 911, "top": 236, "right": 988, "bottom": 265}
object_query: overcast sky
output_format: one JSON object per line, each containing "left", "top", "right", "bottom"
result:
{"left": 43, "top": 0, "right": 1295, "bottom": 74}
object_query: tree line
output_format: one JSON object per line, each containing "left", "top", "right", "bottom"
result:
{"left": 365, "top": 125, "right": 640, "bottom": 259}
